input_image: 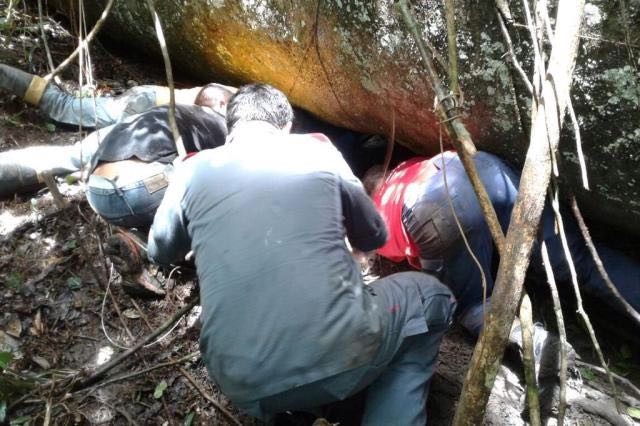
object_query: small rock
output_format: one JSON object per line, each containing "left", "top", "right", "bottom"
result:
{"left": 5, "top": 315, "right": 22, "bottom": 338}
{"left": 0, "top": 330, "right": 21, "bottom": 352}
{"left": 32, "top": 355, "right": 50, "bottom": 369}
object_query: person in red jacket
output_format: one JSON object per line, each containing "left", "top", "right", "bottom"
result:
{"left": 365, "top": 151, "right": 640, "bottom": 386}
{"left": 367, "top": 151, "right": 640, "bottom": 329}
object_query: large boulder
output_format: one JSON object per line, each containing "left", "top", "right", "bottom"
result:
{"left": 51, "top": 0, "right": 640, "bottom": 234}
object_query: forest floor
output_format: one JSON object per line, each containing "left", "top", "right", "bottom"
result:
{"left": 1, "top": 1, "right": 640, "bottom": 425}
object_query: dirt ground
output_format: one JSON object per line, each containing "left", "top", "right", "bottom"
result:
{"left": 1, "top": 1, "right": 640, "bottom": 425}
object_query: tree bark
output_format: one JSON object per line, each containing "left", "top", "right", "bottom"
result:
{"left": 452, "top": 0, "right": 585, "bottom": 424}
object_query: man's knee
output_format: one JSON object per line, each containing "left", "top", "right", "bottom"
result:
{"left": 399, "top": 271, "right": 457, "bottom": 330}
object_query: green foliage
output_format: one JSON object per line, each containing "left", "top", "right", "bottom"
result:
{"left": 611, "top": 360, "right": 639, "bottom": 377}
{"left": 64, "top": 174, "right": 78, "bottom": 185}
{"left": 183, "top": 412, "right": 195, "bottom": 426}
{"left": 4, "top": 272, "right": 22, "bottom": 290}
{"left": 579, "top": 367, "right": 595, "bottom": 381}
{"left": 9, "top": 415, "right": 30, "bottom": 425}
{"left": 63, "top": 239, "right": 77, "bottom": 252}
{"left": 601, "top": 66, "right": 640, "bottom": 108}
{"left": 0, "top": 17, "right": 12, "bottom": 31}
{"left": 0, "top": 352, "right": 12, "bottom": 370}
{"left": 66, "top": 276, "right": 82, "bottom": 290}
{"left": 153, "top": 380, "right": 168, "bottom": 399}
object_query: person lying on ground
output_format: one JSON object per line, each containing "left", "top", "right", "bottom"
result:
{"left": 0, "top": 84, "right": 233, "bottom": 199}
{"left": 364, "top": 151, "right": 640, "bottom": 386}
{"left": 0, "top": 63, "right": 235, "bottom": 128}
{"left": 85, "top": 84, "right": 228, "bottom": 229}
{"left": 148, "top": 83, "right": 457, "bottom": 424}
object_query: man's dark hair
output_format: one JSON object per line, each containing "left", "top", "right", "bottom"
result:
{"left": 226, "top": 83, "right": 293, "bottom": 132}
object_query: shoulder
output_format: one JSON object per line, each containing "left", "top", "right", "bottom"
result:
{"left": 286, "top": 133, "right": 339, "bottom": 157}
{"left": 288, "top": 132, "right": 332, "bottom": 145}
{"left": 182, "top": 144, "right": 231, "bottom": 165}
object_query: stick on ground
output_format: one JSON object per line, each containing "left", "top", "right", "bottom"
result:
{"left": 70, "top": 297, "right": 199, "bottom": 391}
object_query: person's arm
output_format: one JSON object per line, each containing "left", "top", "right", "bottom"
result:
{"left": 340, "top": 178, "right": 388, "bottom": 252}
{"left": 147, "top": 165, "right": 192, "bottom": 265}
{"left": 309, "top": 134, "right": 387, "bottom": 251}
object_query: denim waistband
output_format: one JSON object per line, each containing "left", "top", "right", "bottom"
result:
{"left": 88, "top": 162, "right": 169, "bottom": 190}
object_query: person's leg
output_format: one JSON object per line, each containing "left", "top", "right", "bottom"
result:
{"left": 239, "top": 272, "right": 455, "bottom": 424}
{"left": 38, "top": 85, "right": 158, "bottom": 128}
{"left": 0, "top": 64, "right": 41, "bottom": 102}
{"left": 403, "top": 152, "right": 520, "bottom": 334}
{"left": 540, "top": 206, "right": 640, "bottom": 313}
{"left": 86, "top": 162, "right": 169, "bottom": 229}
{"left": 582, "top": 244, "right": 640, "bottom": 312}
{"left": 0, "top": 125, "right": 115, "bottom": 198}
{"left": 361, "top": 272, "right": 455, "bottom": 425}
{"left": 38, "top": 84, "right": 121, "bottom": 128}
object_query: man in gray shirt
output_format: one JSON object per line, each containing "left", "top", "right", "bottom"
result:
{"left": 148, "top": 83, "right": 456, "bottom": 424}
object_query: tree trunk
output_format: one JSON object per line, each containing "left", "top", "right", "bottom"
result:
{"left": 452, "top": 0, "right": 585, "bottom": 423}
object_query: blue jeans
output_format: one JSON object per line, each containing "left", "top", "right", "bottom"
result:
{"left": 235, "top": 272, "right": 456, "bottom": 425}
{"left": 403, "top": 151, "right": 640, "bottom": 335}
{"left": 86, "top": 162, "right": 169, "bottom": 229}
{"left": 0, "top": 126, "right": 113, "bottom": 180}
{"left": 39, "top": 84, "right": 157, "bottom": 129}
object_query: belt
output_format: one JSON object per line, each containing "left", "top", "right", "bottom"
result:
{"left": 90, "top": 162, "right": 171, "bottom": 194}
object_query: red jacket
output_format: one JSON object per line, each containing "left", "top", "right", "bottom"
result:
{"left": 371, "top": 156, "right": 444, "bottom": 268}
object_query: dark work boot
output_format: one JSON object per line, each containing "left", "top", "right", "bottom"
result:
{"left": 0, "top": 162, "right": 42, "bottom": 199}
{"left": 0, "top": 64, "right": 49, "bottom": 106}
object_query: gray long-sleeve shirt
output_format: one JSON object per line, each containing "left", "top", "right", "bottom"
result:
{"left": 148, "top": 121, "right": 387, "bottom": 403}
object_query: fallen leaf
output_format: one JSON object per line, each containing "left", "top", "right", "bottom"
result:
{"left": 32, "top": 355, "right": 50, "bottom": 369}
{"left": 66, "top": 276, "right": 82, "bottom": 290}
{"left": 183, "top": 412, "right": 195, "bottom": 426}
{"left": 122, "top": 308, "right": 141, "bottom": 319}
{"left": 628, "top": 407, "right": 640, "bottom": 420}
{"left": 30, "top": 310, "right": 44, "bottom": 336}
{"left": 6, "top": 316, "right": 22, "bottom": 338}
{"left": 153, "top": 380, "right": 168, "bottom": 399}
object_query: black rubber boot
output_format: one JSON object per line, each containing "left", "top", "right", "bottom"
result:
{"left": 0, "top": 64, "right": 48, "bottom": 105}
{"left": 0, "top": 162, "right": 42, "bottom": 199}
{"left": 0, "top": 64, "right": 34, "bottom": 97}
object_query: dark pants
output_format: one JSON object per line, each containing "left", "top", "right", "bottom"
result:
{"left": 235, "top": 272, "right": 456, "bottom": 425}
{"left": 403, "top": 151, "right": 640, "bottom": 334}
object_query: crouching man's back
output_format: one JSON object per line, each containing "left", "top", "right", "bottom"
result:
{"left": 148, "top": 84, "right": 455, "bottom": 424}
